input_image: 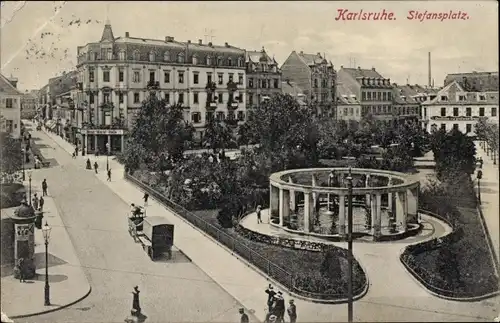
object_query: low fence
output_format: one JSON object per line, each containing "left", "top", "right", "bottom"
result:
{"left": 125, "top": 171, "right": 367, "bottom": 301}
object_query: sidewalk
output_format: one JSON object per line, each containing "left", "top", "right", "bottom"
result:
{"left": 42, "top": 125, "right": 499, "bottom": 322}
{"left": 0, "top": 180, "right": 91, "bottom": 319}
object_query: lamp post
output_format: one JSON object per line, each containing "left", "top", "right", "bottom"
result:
{"left": 106, "top": 142, "right": 110, "bottom": 171}
{"left": 477, "top": 169, "right": 483, "bottom": 205}
{"left": 28, "top": 170, "right": 32, "bottom": 205}
{"left": 42, "top": 222, "right": 52, "bottom": 306}
{"left": 346, "top": 167, "right": 354, "bottom": 323}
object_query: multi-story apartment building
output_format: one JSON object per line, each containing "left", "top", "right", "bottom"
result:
{"left": 391, "top": 84, "right": 421, "bottom": 125}
{"left": 245, "top": 47, "right": 281, "bottom": 109}
{"left": 281, "top": 80, "right": 307, "bottom": 106}
{"left": 0, "top": 74, "right": 22, "bottom": 139}
{"left": 336, "top": 82, "right": 362, "bottom": 122}
{"left": 444, "top": 71, "right": 498, "bottom": 92}
{"left": 337, "top": 66, "right": 393, "bottom": 124}
{"left": 281, "top": 51, "right": 336, "bottom": 116}
{"left": 20, "top": 90, "right": 38, "bottom": 119}
{"left": 76, "top": 22, "right": 247, "bottom": 154}
{"left": 422, "top": 80, "right": 498, "bottom": 134}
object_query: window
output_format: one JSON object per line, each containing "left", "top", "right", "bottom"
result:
{"left": 177, "top": 53, "right": 185, "bottom": 63}
{"left": 192, "top": 55, "right": 198, "bottom": 65}
{"left": 388, "top": 92, "right": 392, "bottom": 100}
{"left": 453, "top": 107, "right": 459, "bottom": 116}
{"left": 227, "top": 111, "right": 235, "bottom": 121}
{"left": 248, "top": 93, "right": 253, "bottom": 105}
{"left": 118, "top": 50, "right": 125, "bottom": 60}
{"left": 149, "top": 71, "right": 155, "bottom": 83}
{"left": 207, "top": 73, "right": 212, "bottom": 84}
{"left": 218, "top": 93, "right": 223, "bottom": 103}
{"left": 193, "top": 93, "right": 199, "bottom": 104}
{"left": 248, "top": 78, "right": 254, "bottom": 88}
{"left": 229, "top": 74, "right": 234, "bottom": 83}
{"left": 5, "top": 120, "right": 13, "bottom": 133}
{"left": 492, "top": 107, "right": 497, "bottom": 117}
{"left": 164, "top": 71, "right": 170, "bottom": 83}
{"left": 191, "top": 112, "right": 201, "bottom": 123}
{"left": 382, "top": 92, "right": 387, "bottom": 101}
{"left": 206, "top": 111, "right": 214, "bottom": 122}
{"left": 119, "top": 93, "right": 124, "bottom": 104}
{"left": 453, "top": 124, "right": 459, "bottom": 131}
{"left": 217, "top": 57, "right": 222, "bottom": 66}
{"left": 228, "top": 58, "right": 232, "bottom": 66}
{"left": 119, "top": 70, "right": 124, "bottom": 82}
{"left": 440, "top": 123, "right": 446, "bottom": 131}
{"left": 466, "top": 124, "right": 472, "bottom": 133}
{"left": 107, "top": 49, "right": 113, "bottom": 60}
{"left": 238, "top": 93, "right": 243, "bottom": 103}
{"left": 479, "top": 95, "right": 486, "bottom": 101}
{"left": 238, "top": 57, "right": 243, "bottom": 67}
{"left": 440, "top": 107, "right": 446, "bottom": 117}
{"left": 164, "top": 92, "right": 170, "bottom": 103}
{"left": 133, "top": 71, "right": 140, "bottom": 83}
{"left": 89, "top": 51, "right": 94, "bottom": 61}
{"left": 193, "top": 73, "right": 199, "bottom": 84}
{"left": 479, "top": 107, "right": 485, "bottom": 116}
{"left": 441, "top": 95, "right": 448, "bottom": 101}
{"left": 466, "top": 107, "right": 471, "bottom": 116}
{"left": 458, "top": 95, "right": 466, "bottom": 101}
{"left": 103, "top": 92, "right": 110, "bottom": 103}
{"left": 361, "top": 92, "right": 366, "bottom": 101}
{"left": 89, "top": 93, "right": 95, "bottom": 104}
{"left": 218, "top": 73, "right": 223, "bottom": 85}
{"left": 261, "top": 79, "right": 267, "bottom": 88}
{"left": 216, "top": 111, "right": 225, "bottom": 120}
{"left": 314, "top": 79, "right": 318, "bottom": 88}
{"left": 89, "top": 69, "right": 95, "bottom": 82}
{"left": 5, "top": 98, "right": 13, "bottom": 108}
{"left": 274, "top": 79, "right": 279, "bottom": 89}
{"left": 238, "top": 74, "right": 243, "bottom": 85}
{"left": 149, "top": 51, "right": 155, "bottom": 62}
{"left": 178, "top": 71, "right": 184, "bottom": 84}
{"left": 134, "top": 92, "right": 140, "bottom": 103}
{"left": 133, "top": 50, "right": 140, "bottom": 61}
{"left": 178, "top": 93, "right": 184, "bottom": 104}
{"left": 206, "top": 56, "right": 212, "bottom": 65}
{"left": 164, "top": 51, "right": 170, "bottom": 62}
{"left": 367, "top": 92, "right": 372, "bottom": 100}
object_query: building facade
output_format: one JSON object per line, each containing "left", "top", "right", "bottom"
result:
{"left": 281, "top": 51, "right": 336, "bottom": 116}
{"left": 335, "top": 82, "right": 362, "bottom": 122}
{"left": 444, "top": 71, "right": 498, "bottom": 92}
{"left": 0, "top": 74, "right": 22, "bottom": 139}
{"left": 337, "top": 67, "right": 394, "bottom": 124}
{"left": 422, "top": 80, "right": 499, "bottom": 134}
{"left": 20, "top": 91, "right": 38, "bottom": 119}
{"left": 76, "top": 23, "right": 247, "bottom": 154}
{"left": 391, "top": 85, "right": 421, "bottom": 125}
{"left": 245, "top": 47, "right": 281, "bottom": 108}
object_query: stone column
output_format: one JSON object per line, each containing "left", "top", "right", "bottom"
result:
{"left": 94, "top": 135, "right": 98, "bottom": 152}
{"left": 288, "top": 176, "right": 296, "bottom": 211}
{"left": 121, "top": 135, "right": 125, "bottom": 153}
{"left": 339, "top": 194, "right": 346, "bottom": 236}
{"left": 83, "top": 134, "right": 87, "bottom": 154}
{"left": 370, "top": 194, "right": 377, "bottom": 230}
{"left": 269, "top": 184, "right": 280, "bottom": 222}
{"left": 303, "top": 191, "right": 314, "bottom": 233}
{"left": 311, "top": 174, "right": 318, "bottom": 210}
{"left": 387, "top": 177, "right": 393, "bottom": 210}
{"left": 107, "top": 135, "right": 111, "bottom": 153}
{"left": 375, "top": 194, "right": 382, "bottom": 237}
{"left": 279, "top": 189, "right": 290, "bottom": 226}
{"left": 395, "top": 191, "right": 408, "bottom": 231}
{"left": 407, "top": 186, "right": 419, "bottom": 224}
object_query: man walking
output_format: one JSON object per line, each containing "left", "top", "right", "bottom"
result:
{"left": 42, "top": 179, "right": 48, "bottom": 196}
{"left": 94, "top": 161, "right": 99, "bottom": 174}
{"left": 107, "top": 168, "right": 112, "bottom": 181}
{"left": 275, "top": 291, "right": 285, "bottom": 323}
{"left": 18, "top": 258, "right": 25, "bottom": 283}
{"left": 239, "top": 308, "right": 249, "bottom": 323}
{"left": 287, "top": 299, "right": 297, "bottom": 323}
{"left": 131, "top": 286, "right": 141, "bottom": 315}
{"left": 39, "top": 196, "right": 45, "bottom": 211}
{"left": 265, "top": 284, "right": 276, "bottom": 312}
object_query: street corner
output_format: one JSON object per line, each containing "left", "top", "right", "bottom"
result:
{"left": 1, "top": 262, "right": 91, "bottom": 319}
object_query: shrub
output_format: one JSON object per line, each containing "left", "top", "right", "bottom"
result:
{"left": 1, "top": 183, "right": 26, "bottom": 209}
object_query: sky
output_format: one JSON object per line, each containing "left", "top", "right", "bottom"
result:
{"left": 0, "top": 0, "right": 498, "bottom": 91}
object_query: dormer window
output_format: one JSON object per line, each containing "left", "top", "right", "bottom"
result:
{"left": 217, "top": 56, "right": 223, "bottom": 66}
{"left": 228, "top": 57, "right": 232, "bottom": 66}
{"left": 458, "top": 95, "right": 466, "bottom": 101}
{"left": 238, "top": 57, "right": 243, "bottom": 67}
{"left": 149, "top": 51, "right": 156, "bottom": 62}
{"left": 206, "top": 56, "right": 212, "bottom": 65}
{"left": 118, "top": 50, "right": 125, "bottom": 60}
{"left": 441, "top": 95, "right": 448, "bottom": 101}
{"left": 177, "top": 52, "right": 185, "bottom": 63}
{"left": 89, "top": 51, "right": 94, "bottom": 61}
{"left": 479, "top": 94, "right": 486, "bottom": 101}
{"left": 192, "top": 54, "right": 198, "bottom": 65}
{"left": 164, "top": 51, "right": 170, "bottom": 62}
{"left": 133, "top": 50, "right": 140, "bottom": 61}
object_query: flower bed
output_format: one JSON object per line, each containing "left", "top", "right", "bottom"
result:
{"left": 126, "top": 171, "right": 368, "bottom": 301}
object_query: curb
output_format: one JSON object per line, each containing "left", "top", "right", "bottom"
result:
{"left": 10, "top": 286, "right": 92, "bottom": 319}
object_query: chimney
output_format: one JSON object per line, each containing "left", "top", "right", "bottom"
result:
{"left": 125, "top": 32, "right": 129, "bottom": 37}
{"left": 187, "top": 40, "right": 191, "bottom": 44}
{"left": 387, "top": 78, "right": 390, "bottom": 84}
{"left": 317, "top": 52, "right": 321, "bottom": 57}
{"left": 372, "top": 67, "right": 376, "bottom": 71}
{"left": 225, "top": 42, "right": 229, "bottom": 47}
{"left": 358, "top": 66, "right": 361, "bottom": 70}
{"left": 340, "top": 65, "right": 343, "bottom": 68}
{"left": 300, "top": 51, "right": 303, "bottom": 55}
{"left": 198, "top": 39, "right": 202, "bottom": 45}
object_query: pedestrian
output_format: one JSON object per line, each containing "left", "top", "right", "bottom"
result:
{"left": 41, "top": 179, "right": 48, "bottom": 196}
{"left": 107, "top": 168, "right": 112, "bottom": 181}
{"left": 265, "top": 284, "right": 276, "bottom": 312}
{"left": 131, "top": 286, "right": 141, "bottom": 315}
{"left": 287, "top": 299, "right": 297, "bottom": 323}
{"left": 239, "top": 308, "right": 249, "bottom": 323}
{"left": 143, "top": 193, "right": 149, "bottom": 207}
{"left": 256, "top": 205, "right": 262, "bottom": 224}
{"left": 72, "top": 151, "right": 76, "bottom": 158}
{"left": 39, "top": 196, "right": 44, "bottom": 211}
{"left": 94, "top": 161, "right": 99, "bottom": 174}
{"left": 18, "top": 258, "right": 25, "bottom": 283}
{"left": 275, "top": 291, "right": 285, "bottom": 323}
{"left": 86, "top": 158, "right": 92, "bottom": 170}
{"left": 32, "top": 193, "right": 39, "bottom": 210}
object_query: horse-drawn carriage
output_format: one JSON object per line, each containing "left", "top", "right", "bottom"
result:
{"left": 128, "top": 209, "right": 174, "bottom": 260}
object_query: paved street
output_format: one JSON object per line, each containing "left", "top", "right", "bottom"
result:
{"left": 17, "top": 126, "right": 257, "bottom": 323}
{"left": 40, "top": 125, "right": 500, "bottom": 322}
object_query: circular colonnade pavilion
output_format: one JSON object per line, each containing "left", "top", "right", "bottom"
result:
{"left": 268, "top": 168, "right": 420, "bottom": 240}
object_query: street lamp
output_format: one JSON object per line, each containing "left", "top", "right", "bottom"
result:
{"left": 27, "top": 170, "right": 32, "bottom": 205}
{"left": 346, "top": 167, "right": 354, "bottom": 323}
{"left": 477, "top": 169, "right": 483, "bottom": 205}
{"left": 106, "top": 142, "right": 110, "bottom": 171}
{"left": 42, "top": 222, "right": 52, "bottom": 306}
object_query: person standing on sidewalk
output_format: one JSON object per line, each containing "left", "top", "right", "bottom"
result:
{"left": 143, "top": 193, "right": 149, "bottom": 207}
{"left": 239, "top": 308, "right": 249, "bottom": 323}
{"left": 265, "top": 284, "right": 276, "bottom": 312}
{"left": 94, "top": 161, "right": 99, "bottom": 174}
{"left": 131, "top": 286, "right": 141, "bottom": 315}
{"left": 287, "top": 299, "right": 297, "bottom": 323}
{"left": 39, "top": 196, "right": 45, "bottom": 211}
{"left": 107, "top": 169, "right": 112, "bottom": 181}
{"left": 275, "top": 291, "right": 285, "bottom": 323}
{"left": 18, "top": 258, "right": 26, "bottom": 283}
{"left": 42, "top": 179, "right": 48, "bottom": 196}
{"left": 32, "top": 193, "right": 39, "bottom": 211}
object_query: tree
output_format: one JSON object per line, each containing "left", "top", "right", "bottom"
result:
{"left": 203, "top": 120, "right": 234, "bottom": 154}
{"left": 0, "top": 132, "right": 22, "bottom": 179}
{"left": 127, "top": 91, "right": 194, "bottom": 171}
